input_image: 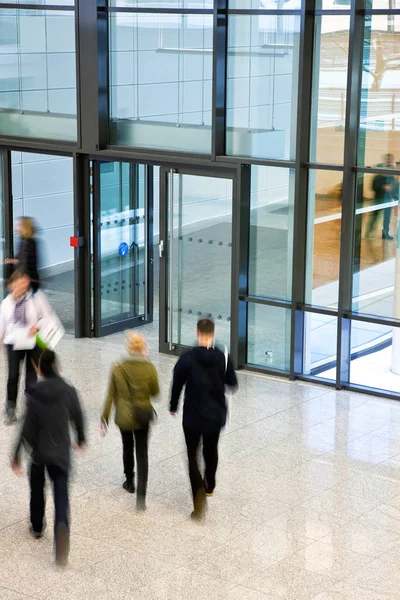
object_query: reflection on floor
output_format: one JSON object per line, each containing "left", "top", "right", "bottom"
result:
{"left": 2, "top": 335, "right": 400, "bottom": 598}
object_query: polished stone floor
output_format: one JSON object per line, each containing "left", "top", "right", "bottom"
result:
{"left": 1, "top": 334, "right": 400, "bottom": 599}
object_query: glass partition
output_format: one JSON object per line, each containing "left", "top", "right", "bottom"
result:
{"left": 306, "top": 170, "right": 342, "bottom": 309}
{"left": 0, "top": 8, "right": 77, "bottom": 141}
{"left": 163, "top": 171, "right": 233, "bottom": 350}
{"left": 11, "top": 152, "right": 75, "bottom": 331}
{"left": 249, "top": 165, "right": 295, "bottom": 301}
{"left": 352, "top": 172, "right": 398, "bottom": 320}
{"left": 247, "top": 303, "right": 291, "bottom": 371}
{"left": 109, "top": 11, "right": 213, "bottom": 153}
{"left": 310, "top": 15, "right": 350, "bottom": 164}
{"left": 94, "top": 162, "right": 151, "bottom": 334}
{"left": 226, "top": 13, "right": 301, "bottom": 160}
{"left": 303, "top": 312, "right": 338, "bottom": 382}
{"left": 359, "top": 15, "right": 400, "bottom": 167}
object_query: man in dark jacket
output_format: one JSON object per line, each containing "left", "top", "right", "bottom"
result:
{"left": 366, "top": 153, "right": 397, "bottom": 240}
{"left": 170, "top": 319, "right": 238, "bottom": 519}
{"left": 11, "top": 349, "right": 85, "bottom": 566}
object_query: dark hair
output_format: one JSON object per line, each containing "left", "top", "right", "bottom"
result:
{"left": 32, "top": 348, "right": 56, "bottom": 377}
{"left": 197, "top": 318, "right": 215, "bottom": 336}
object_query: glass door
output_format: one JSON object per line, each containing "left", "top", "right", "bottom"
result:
{"left": 92, "top": 161, "right": 153, "bottom": 336}
{"left": 159, "top": 168, "right": 234, "bottom": 355}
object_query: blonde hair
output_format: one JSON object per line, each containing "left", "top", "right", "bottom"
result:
{"left": 19, "top": 217, "right": 35, "bottom": 239}
{"left": 126, "top": 331, "right": 147, "bottom": 355}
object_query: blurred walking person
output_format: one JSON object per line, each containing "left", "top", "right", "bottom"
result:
{"left": 0, "top": 271, "right": 53, "bottom": 425}
{"left": 366, "top": 153, "right": 397, "bottom": 240}
{"left": 170, "top": 318, "right": 238, "bottom": 520}
{"left": 101, "top": 332, "right": 159, "bottom": 510}
{"left": 6, "top": 217, "right": 40, "bottom": 291}
{"left": 11, "top": 349, "right": 86, "bottom": 567}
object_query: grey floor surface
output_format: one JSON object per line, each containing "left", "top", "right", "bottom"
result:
{"left": 0, "top": 332, "right": 400, "bottom": 598}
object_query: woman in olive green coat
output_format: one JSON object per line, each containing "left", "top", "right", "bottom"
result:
{"left": 101, "top": 332, "right": 159, "bottom": 509}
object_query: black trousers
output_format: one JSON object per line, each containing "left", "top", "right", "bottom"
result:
{"left": 367, "top": 205, "right": 392, "bottom": 235}
{"left": 120, "top": 428, "right": 149, "bottom": 501}
{"left": 6, "top": 345, "right": 37, "bottom": 413}
{"left": 184, "top": 427, "right": 221, "bottom": 504}
{"left": 30, "top": 463, "right": 69, "bottom": 540}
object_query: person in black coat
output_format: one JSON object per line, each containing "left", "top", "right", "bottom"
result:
{"left": 11, "top": 349, "right": 86, "bottom": 566}
{"left": 170, "top": 318, "right": 238, "bottom": 520}
{"left": 6, "top": 217, "right": 40, "bottom": 291}
{"left": 366, "top": 154, "right": 397, "bottom": 240}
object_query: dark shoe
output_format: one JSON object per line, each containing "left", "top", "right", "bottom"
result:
{"left": 55, "top": 522, "right": 69, "bottom": 567}
{"left": 190, "top": 510, "right": 204, "bottom": 521}
{"left": 382, "top": 232, "right": 394, "bottom": 240}
{"left": 191, "top": 488, "right": 206, "bottom": 520}
{"left": 204, "top": 477, "right": 214, "bottom": 497}
{"left": 136, "top": 497, "right": 146, "bottom": 511}
{"left": 29, "top": 526, "right": 43, "bottom": 539}
{"left": 123, "top": 480, "right": 135, "bottom": 494}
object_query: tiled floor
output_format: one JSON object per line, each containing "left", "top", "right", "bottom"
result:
{"left": 0, "top": 333, "right": 400, "bottom": 599}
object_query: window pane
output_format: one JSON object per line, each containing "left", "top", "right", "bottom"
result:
{"left": 303, "top": 312, "right": 337, "bottom": 382}
{"left": 350, "top": 320, "right": 399, "bottom": 395}
{"left": 306, "top": 170, "right": 342, "bottom": 308}
{"left": 226, "top": 14, "right": 300, "bottom": 160}
{"left": 359, "top": 15, "right": 400, "bottom": 167}
{"left": 109, "top": 12, "right": 213, "bottom": 153}
{"left": 11, "top": 152, "right": 75, "bottom": 332}
{"left": 249, "top": 166, "right": 295, "bottom": 300}
{"left": 315, "top": 0, "right": 350, "bottom": 8}
{"left": 0, "top": 9, "right": 76, "bottom": 141}
{"left": 352, "top": 172, "right": 399, "bottom": 319}
{"left": 109, "top": 1, "right": 212, "bottom": 7}
{"left": 247, "top": 303, "right": 291, "bottom": 372}
{"left": 310, "top": 16, "right": 349, "bottom": 164}
{"left": 230, "top": 0, "right": 301, "bottom": 8}
{"left": 0, "top": 1, "right": 74, "bottom": 5}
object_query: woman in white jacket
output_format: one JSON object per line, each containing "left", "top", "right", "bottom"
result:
{"left": 0, "top": 271, "right": 52, "bottom": 425}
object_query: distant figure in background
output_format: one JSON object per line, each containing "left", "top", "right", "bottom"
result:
{"left": 6, "top": 217, "right": 40, "bottom": 291}
{"left": 366, "top": 153, "right": 397, "bottom": 241}
{"left": 170, "top": 318, "right": 238, "bottom": 520}
{"left": 11, "top": 349, "right": 86, "bottom": 567}
{"left": 101, "top": 332, "right": 159, "bottom": 511}
{"left": 0, "top": 271, "right": 52, "bottom": 425}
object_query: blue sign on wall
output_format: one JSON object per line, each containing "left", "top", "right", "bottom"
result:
{"left": 119, "top": 242, "right": 129, "bottom": 257}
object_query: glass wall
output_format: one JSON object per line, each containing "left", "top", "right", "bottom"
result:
{"left": 352, "top": 172, "right": 397, "bottom": 319}
{"left": 249, "top": 166, "right": 295, "bottom": 300}
{"left": 109, "top": 10, "right": 213, "bottom": 153}
{"left": 310, "top": 15, "right": 349, "bottom": 164}
{"left": 226, "top": 13, "right": 301, "bottom": 160}
{"left": 306, "top": 170, "right": 342, "bottom": 309}
{"left": 359, "top": 14, "right": 400, "bottom": 167}
{"left": 0, "top": 7, "right": 77, "bottom": 140}
{"left": 11, "top": 152, "right": 75, "bottom": 331}
{"left": 1, "top": 0, "right": 400, "bottom": 400}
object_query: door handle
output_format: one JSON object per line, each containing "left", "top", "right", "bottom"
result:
{"left": 159, "top": 240, "right": 164, "bottom": 258}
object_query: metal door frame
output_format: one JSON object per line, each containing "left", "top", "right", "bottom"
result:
{"left": 92, "top": 159, "right": 154, "bottom": 337}
{"left": 158, "top": 164, "right": 238, "bottom": 359}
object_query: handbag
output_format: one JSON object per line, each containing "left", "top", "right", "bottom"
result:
{"left": 119, "top": 364, "right": 156, "bottom": 428}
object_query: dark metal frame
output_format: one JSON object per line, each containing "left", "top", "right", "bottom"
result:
{"left": 1, "top": 1, "right": 400, "bottom": 399}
